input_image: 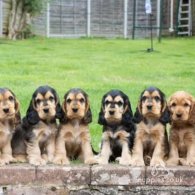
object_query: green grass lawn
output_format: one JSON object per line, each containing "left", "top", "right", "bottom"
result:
{"left": 0, "top": 37, "right": 195, "bottom": 151}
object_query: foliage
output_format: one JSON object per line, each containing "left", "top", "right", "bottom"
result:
{"left": 24, "top": 0, "right": 46, "bottom": 15}
{"left": 0, "top": 37, "right": 195, "bottom": 150}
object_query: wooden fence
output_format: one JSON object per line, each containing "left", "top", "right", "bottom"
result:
{"left": 32, "top": 0, "right": 163, "bottom": 39}
{"left": 0, "top": 0, "right": 2, "bottom": 36}
{"left": 1, "top": 0, "right": 194, "bottom": 38}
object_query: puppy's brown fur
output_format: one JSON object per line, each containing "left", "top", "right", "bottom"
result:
{"left": 0, "top": 88, "right": 20, "bottom": 165}
{"left": 167, "top": 91, "right": 195, "bottom": 166}
{"left": 53, "top": 88, "right": 95, "bottom": 165}
{"left": 131, "top": 87, "right": 169, "bottom": 166}
{"left": 12, "top": 86, "right": 62, "bottom": 165}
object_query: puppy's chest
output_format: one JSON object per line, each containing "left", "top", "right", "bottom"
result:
{"left": 136, "top": 122, "right": 164, "bottom": 142}
{"left": 62, "top": 123, "right": 88, "bottom": 144}
{"left": 105, "top": 126, "right": 130, "bottom": 140}
{"left": 0, "top": 123, "right": 13, "bottom": 146}
{"left": 174, "top": 128, "right": 194, "bottom": 151}
{"left": 33, "top": 123, "right": 56, "bottom": 142}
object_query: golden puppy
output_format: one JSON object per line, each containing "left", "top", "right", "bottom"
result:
{"left": 0, "top": 88, "right": 20, "bottom": 165}
{"left": 131, "top": 87, "right": 169, "bottom": 166}
{"left": 96, "top": 90, "right": 135, "bottom": 165}
{"left": 53, "top": 88, "right": 96, "bottom": 165}
{"left": 12, "top": 85, "right": 62, "bottom": 165}
{"left": 167, "top": 91, "right": 195, "bottom": 166}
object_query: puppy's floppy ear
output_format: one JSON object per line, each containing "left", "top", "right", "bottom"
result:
{"left": 133, "top": 107, "right": 143, "bottom": 123}
{"left": 160, "top": 92, "right": 167, "bottom": 113}
{"left": 83, "top": 97, "right": 92, "bottom": 124}
{"left": 121, "top": 96, "right": 133, "bottom": 126}
{"left": 133, "top": 97, "right": 143, "bottom": 123}
{"left": 159, "top": 106, "right": 171, "bottom": 125}
{"left": 159, "top": 92, "right": 170, "bottom": 125}
{"left": 25, "top": 100, "right": 40, "bottom": 125}
{"left": 98, "top": 95, "right": 106, "bottom": 125}
{"left": 14, "top": 99, "right": 21, "bottom": 126}
{"left": 58, "top": 99, "right": 68, "bottom": 124}
{"left": 56, "top": 102, "right": 65, "bottom": 120}
{"left": 54, "top": 93, "right": 65, "bottom": 121}
{"left": 188, "top": 100, "right": 195, "bottom": 124}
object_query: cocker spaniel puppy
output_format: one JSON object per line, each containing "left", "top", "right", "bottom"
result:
{"left": 96, "top": 90, "right": 135, "bottom": 165}
{"left": 167, "top": 91, "right": 195, "bottom": 166}
{"left": 53, "top": 88, "right": 96, "bottom": 165}
{"left": 12, "top": 85, "right": 62, "bottom": 165}
{"left": 0, "top": 88, "right": 20, "bottom": 165}
{"left": 131, "top": 87, "right": 169, "bottom": 166}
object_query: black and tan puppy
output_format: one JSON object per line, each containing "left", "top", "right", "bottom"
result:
{"left": 96, "top": 90, "right": 135, "bottom": 165}
{"left": 0, "top": 88, "right": 20, "bottom": 165}
{"left": 53, "top": 88, "right": 96, "bottom": 165}
{"left": 131, "top": 87, "right": 169, "bottom": 166}
{"left": 12, "top": 85, "right": 62, "bottom": 165}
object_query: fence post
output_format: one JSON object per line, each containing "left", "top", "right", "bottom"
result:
{"left": 132, "top": 0, "right": 136, "bottom": 39}
{"left": 124, "top": 0, "right": 128, "bottom": 38}
{"left": 157, "top": 0, "right": 161, "bottom": 38}
{"left": 46, "top": 2, "right": 50, "bottom": 38}
{"left": 0, "top": 0, "right": 2, "bottom": 37}
{"left": 87, "top": 0, "right": 91, "bottom": 37}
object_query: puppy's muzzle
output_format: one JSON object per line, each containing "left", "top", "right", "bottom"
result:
{"left": 109, "top": 110, "right": 115, "bottom": 115}
{"left": 176, "top": 113, "right": 182, "bottom": 119}
{"left": 3, "top": 108, "right": 9, "bottom": 113}
{"left": 72, "top": 108, "right": 78, "bottom": 113}
{"left": 147, "top": 105, "right": 152, "bottom": 111}
{"left": 43, "top": 108, "right": 49, "bottom": 113}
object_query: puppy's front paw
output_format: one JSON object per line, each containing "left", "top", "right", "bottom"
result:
{"left": 53, "top": 155, "right": 70, "bottom": 165}
{"left": 116, "top": 157, "right": 131, "bottom": 165}
{"left": 180, "top": 158, "right": 195, "bottom": 166}
{"left": 84, "top": 157, "right": 98, "bottom": 165}
{"left": 29, "top": 157, "right": 46, "bottom": 166}
{"left": 96, "top": 157, "right": 109, "bottom": 165}
{"left": 166, "top": 158, "right": 179, "bottom": 166}
{"left": 42, "top": 154, "right": 54, "bottom": 163}
{"left": 150, "top": 158, "right": 165, "bottom": 167}
{"left": 0, "top": 155, "right": 16, "bottom": 165}
{"left": 130, "top": 158, "right": 145, "bottom": 166}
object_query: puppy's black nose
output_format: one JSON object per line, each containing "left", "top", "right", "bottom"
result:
{"left": 43, "top": 108, "right": 49, "bottom": 113}
{"left": 3, "top": 108, "right": 9, "bottom": 113}
{"left": 109, "top": 111, "right": 115, "bottom": 115}
{"left": 72, "top": 108, "right": 78, "bottom": 113}
{"left": 147, "top": 105, "right": 152, "bottom": 110}
{"left": 176, "top": 113, "right": 182, "bottom": 118}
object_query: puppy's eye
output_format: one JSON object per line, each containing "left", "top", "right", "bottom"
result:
{"left": 67, "top": 98, "right": 72, "bottom": 104}
{"left": 154, "top": 96, "right": 160, "bottom": 102}
{"left": 184, "top": 103, "right": 190, "bottom": 107}
{"left": 8, "top": 96, "right": 14, "bottom": 101}
{"left": 142, "top": 96, "right": 147, "bottom": 102}
{"left": 49, "top": 96, "right": 54, "bottom": 102}
{"left": 117, "top": 101, "right": 123, "bottom": 107}
{"left": 80, "top": 98, "right": 85, "bottom": 103}
{"left": 105, "top": 100, "right": 110, "bottom": 106}
{"left": 171, "top": 103, "right": 176, "bottom": 107}
{"left": 36, "top": 99, "right": 41, "bottom": 104}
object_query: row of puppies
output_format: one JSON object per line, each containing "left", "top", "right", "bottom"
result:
{"left": 0, "top": 86, "right": 194, "bottom": 166}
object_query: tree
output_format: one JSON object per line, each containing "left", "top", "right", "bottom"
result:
{"left": 8, "top": 0, "right": 46, "bottom": 39}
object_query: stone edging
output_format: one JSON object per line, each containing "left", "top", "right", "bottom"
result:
{"left": 0, "top": 164, "right": 194, "bottom": 187}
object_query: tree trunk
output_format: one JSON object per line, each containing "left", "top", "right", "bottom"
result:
{"left": 8, "top": 0, "right": 30, "bottom": 40}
